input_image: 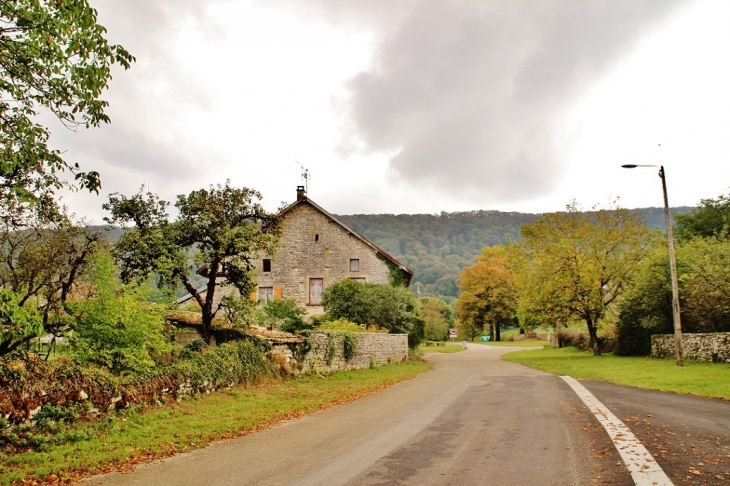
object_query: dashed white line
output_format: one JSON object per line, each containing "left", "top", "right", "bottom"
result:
{"left": 561, "top": 376, "right": 673, "bottom": 486}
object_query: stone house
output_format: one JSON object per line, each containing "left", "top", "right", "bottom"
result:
{"left": 177, "top": 187, "right": 413, "bottom": 318}
{"left": 253, "top": 186, "right": 413, "bottom": 317}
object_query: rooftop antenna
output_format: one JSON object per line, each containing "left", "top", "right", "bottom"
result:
{"left": 295, "top": 159, "right": 309, "bottom": 193}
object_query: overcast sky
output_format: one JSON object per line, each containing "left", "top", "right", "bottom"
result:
{"left": 52, "top": 0, "right": 730, "bottom": 220}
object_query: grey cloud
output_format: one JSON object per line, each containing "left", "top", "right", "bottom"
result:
{"left": 328, "top": 0, "right": 687, "bottom": 203}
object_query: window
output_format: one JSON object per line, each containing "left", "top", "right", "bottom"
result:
{"left": 315, "top": 234, "right": 319, "bottom": 242}
{"left": 349, "top": 258, "right": 360, "bottom": 272}
{"left": 309, "top": 278, "right": 323, "bottom": 304}
{"left": 263, "top": 259, "right": 271, "bottom": 272}
{"left": 349, "top": 277, "right": 366, "bottom": 283}
{"left": 258, "top": 287, "right": 274, "bottom": 304}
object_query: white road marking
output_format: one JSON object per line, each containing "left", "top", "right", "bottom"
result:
{"left": 561, "top": 376, "right": 673, "bottom": 486}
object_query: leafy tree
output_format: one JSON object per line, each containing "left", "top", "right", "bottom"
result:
{"left": 104, "top": 182, "right": 280, "bottom": 344}
{"left": 0, "top": 287, "right": 43, "bottom": 355}
{"left": 0, "top": 208, "right": 103, "bottom": 355}
{"left": 675, "top": 190, "right": 730, "bottom": 241}
{"left": 1, "top": 0, "right": 134, "bottom": 207}
{"left": 68, "top": 251, "right": 171, "bottom": 374}
{"left": 420, "top": 297, "right": 454, "bottom": 341}
{"left": 516, "top": 203, "right": 657, "bottom": 355}
{"left": 456, "top": 248, "right": 516, "bottom": 342}
{"left": 322, "top": 280, "right": 424, "bottom": 347}
{"left": 618, "top": 236, "right": 730, "bottom": 355}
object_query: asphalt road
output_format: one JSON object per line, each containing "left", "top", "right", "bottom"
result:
{"left": 82, "top": 345, "right": 729, "bottom": 486}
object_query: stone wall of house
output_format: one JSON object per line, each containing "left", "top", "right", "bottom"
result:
{"left": 254, "top": 203, "right": 393, "bottom": 317}
{"left": 651, "top": 333, "right": 730, "bottom": 363}
{"left": 270, "top": 332, "right": 409, "bottom": 374}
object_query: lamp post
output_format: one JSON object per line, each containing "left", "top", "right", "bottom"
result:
{"left": 622, "top": 164, "right": 684, "bottom": 366}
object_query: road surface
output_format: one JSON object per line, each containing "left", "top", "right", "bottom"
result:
{"left": 83, "top": 344, "right": 729, "bottom": 485}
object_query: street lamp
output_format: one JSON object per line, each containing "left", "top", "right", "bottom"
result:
{"left": 621, "top": 164, "right": 684, "bottom": 366}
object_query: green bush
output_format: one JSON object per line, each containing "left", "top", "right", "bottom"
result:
{"left": 322, "top": 280, "right": 424, "bottom": 348}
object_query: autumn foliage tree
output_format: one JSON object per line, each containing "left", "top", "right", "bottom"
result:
{"left": 456, "top": 247, "right": 516, "bottom": 342}
{"left": 516, "top": 203, "right": 657, "bottom": 355}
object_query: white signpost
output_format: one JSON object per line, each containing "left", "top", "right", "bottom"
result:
{"left": 449, "top": 328, "right": 457, "bottom": 342}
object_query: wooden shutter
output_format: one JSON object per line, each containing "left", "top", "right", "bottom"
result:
{"left": 250, "top": 291, "right": 258, "bottom": 301}
{"left": 273, "top": 286, "right": 282, "bottom": 300}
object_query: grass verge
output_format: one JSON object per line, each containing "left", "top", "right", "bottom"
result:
{"left": 504, "top": 346, "right": 730, "bottom": 399}
{"left": 0, "top": 361, "right": 431, "bottom": 485}
{"left": 417, "top": 342, "right": 464, "bottom": 353}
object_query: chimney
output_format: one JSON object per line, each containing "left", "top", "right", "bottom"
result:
{"left": 296, "top": 186, "right": 306, "bottom": 201}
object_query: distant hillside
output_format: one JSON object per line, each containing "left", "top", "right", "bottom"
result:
{"left": 337, "top": 207, "right": 694, "bottom": 302}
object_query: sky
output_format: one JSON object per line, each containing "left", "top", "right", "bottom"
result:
{"left": 50, "top": 0, "right": 730, "bottom": 221}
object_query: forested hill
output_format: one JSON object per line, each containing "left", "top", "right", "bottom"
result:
{"left": 337, "top": 207, "right": 693, "bottom": 302}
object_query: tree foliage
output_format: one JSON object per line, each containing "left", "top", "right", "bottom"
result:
{"left": 617, "top": 237, "right": 730, "bottom": 355}
{"left": 0, "top": 208, "right": 103, "bottom": 355}
{"left": 0, "top": 287, "right": 42, "bottom": 355}
{"left": 0, "top": 0, "right": 134, "bottom": 207}
{"left": 456, "top": 247, "right": 516, "bottom": 342}
{"left": 104, "top": 182, "right": 280, "bottom": 343}
{"left": 515, "top": 204, "right": 657, "bottom": 355}
{"left": 68, "top": 251, "right": 171, "bottom": 374}
{"left": 321, "top": 280, "right": 424, "bottom": 347}
{"left": 420, "top": 297, "right": 454, "bottom": 341}
{"left": 675, "top": 190, "right": 730, "bottom": 241}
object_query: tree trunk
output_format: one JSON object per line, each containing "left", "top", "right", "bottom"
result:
{"left": 495, "top": 322, "right": 501, "bottom": 342}
{"left": 587, "top": 320, "right": 601, "bottom": 356}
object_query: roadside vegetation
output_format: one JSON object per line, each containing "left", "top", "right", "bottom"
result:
{"left": 0, "top": 361, "right": 430, "bottom": 485}
{"left": 504, "top": 347, "right": 730, "bottom": 400}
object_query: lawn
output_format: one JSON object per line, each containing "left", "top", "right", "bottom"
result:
{"left": 417, "top": 342, "right": 465, "bottom": 353}
{"left": 0, "top": 361, "right": 431, "bottom": 485}
{"left": 484, "top": 340, "right": 549, "bottom": 347}
{"left": 504, "top": 346, "right": 730, "bottom": 400}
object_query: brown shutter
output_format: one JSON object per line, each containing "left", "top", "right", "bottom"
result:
{"left": 273, "top": 286, "right": 282, "bottom": 300}
{"left": 250, "top": 291, "right": 258, "bottom": 301}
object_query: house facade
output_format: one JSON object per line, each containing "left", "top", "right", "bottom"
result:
{"left": 253, "top": 187, "right": 412, "bottom": 317}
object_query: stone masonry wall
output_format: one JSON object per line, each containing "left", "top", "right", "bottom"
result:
{"left": 651, "top": 332, "right": 730, "bottom": 363}
{"left": 254, "top": 203, "right": 392, "bottom": 317}
{"left": 270, "top": 332, "right": 409, "bottom": 374}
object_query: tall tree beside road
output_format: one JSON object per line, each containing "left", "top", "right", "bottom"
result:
{"left": 456, "top": 247, "right": 516, "bottom": 342}
{"left": 0, "top": 0, "right": 134, "bottom": 211}
{"left": 516, "top": 203, "right": 657, "bottom": 355}
{"left": 104, "top": 182, "right": 280, "bottom": 344}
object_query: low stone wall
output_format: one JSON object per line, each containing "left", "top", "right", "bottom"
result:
{"left": 651, "top": 332, "right": 730, "bottom": 363}
{"left": 271, "top": 332, "right": 409, "bottom": 374}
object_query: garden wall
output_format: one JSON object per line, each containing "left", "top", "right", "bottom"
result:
{"left": 651, "top": 332, "right": 730, "bottom": 363}
{"left": 271, "top": 332, "right": 409, "bottom": 374}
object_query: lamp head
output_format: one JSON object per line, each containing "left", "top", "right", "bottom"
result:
{"left": 621, "top": 164, "right": 638, "bottom": 169}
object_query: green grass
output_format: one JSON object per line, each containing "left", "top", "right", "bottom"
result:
{"left": 417, "top": 342, "right": 465, "bottom": 353}
{"left": 0, "top": 361, "right": 431, "bottom": 485}
{"left": 504, "top": 346, "right": 730, "bottom": 399}
{"left": 485, "top": 340, "right": 549, "bottom": 347}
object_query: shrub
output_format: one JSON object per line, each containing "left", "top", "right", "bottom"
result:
{"left": 0, "top": 339, "right": 277, "bottom": 451}
{"left": 316, "top": 319, "right": 367, "bottom": 332}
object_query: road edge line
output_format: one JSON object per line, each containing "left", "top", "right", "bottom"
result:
{"left": 560, "top": 376, "right": 673, "bottom": 486}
